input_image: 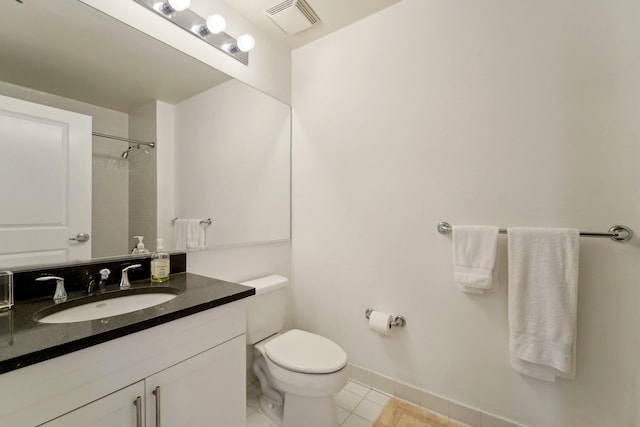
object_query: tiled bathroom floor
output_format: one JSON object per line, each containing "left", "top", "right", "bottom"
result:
{"left": 246, "top": 379, "right": 390, "bottom": 427}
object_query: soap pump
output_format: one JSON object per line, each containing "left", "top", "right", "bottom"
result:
{"left": 132, "top": 236, "right": 150, "bottom": 255}
{"left": 151, "top": 238, "right": 170, "bottom": 283}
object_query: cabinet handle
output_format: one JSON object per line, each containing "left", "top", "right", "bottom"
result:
{"left": 133, "top": 396, "right": 142, "bottom": 427}
{"left": 152, "top": 386, "right": 161, "bottom": 427}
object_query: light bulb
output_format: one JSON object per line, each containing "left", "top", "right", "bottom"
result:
{"left": 206, "top": 14, "right": 226, "bottom": 34}
{"left": 168, "top": 0, "right": 190, "bottom": 12}
{"left": 237, "top": 34, "right": 255, "bottom": 52}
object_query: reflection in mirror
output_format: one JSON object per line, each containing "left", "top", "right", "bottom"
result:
{"left": 176, "top": 80, "right": 291, "bottom": 247}
{"left": 0, "top": 0, "right": 291, "bottom": 269}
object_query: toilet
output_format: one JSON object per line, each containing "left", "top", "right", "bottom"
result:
{"left": 243, "top": 275, "right": 348, "bottom": 427}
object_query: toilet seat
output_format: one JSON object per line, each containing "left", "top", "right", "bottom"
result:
{"left": 264, "top": 329, "right": 347, "bottom": 374}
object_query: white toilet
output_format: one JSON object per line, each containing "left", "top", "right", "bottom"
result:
{"left": 243, "top": 275, "right": 348, "bottom": 427}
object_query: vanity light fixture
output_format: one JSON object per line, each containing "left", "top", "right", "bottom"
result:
{"left": 237, "top": 34, "right": 256, "bottom": 52}
{"left": 192, "top": 14, "right": 226, "bottom": 37}
{"left": 134, "top": 0, "right": 254, "bottom": 65}
{"left": 168, "top": 0, "right": 190, "bottom": 11}
{"left": 223, "top": 34, "right": 255, "bottom": 55}
{"left": 154, "top": 0, "right": 191, "bottom": 16}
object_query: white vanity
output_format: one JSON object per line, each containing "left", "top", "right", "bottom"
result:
{"left": 0, "top": 267, "right": 253, "bottom": 427}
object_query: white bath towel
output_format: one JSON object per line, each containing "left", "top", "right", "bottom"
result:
{"left": 507, "top": 227, "right": 579, "bottom": 382}
{"left": 452, "top": 225, "right": 500, "bottom": 294}
{"left": 174, "top": 219, "right": 206, "bottom": 251}
{"left": 174, "top": 219, "right": 188, "bottom": 251}
{"left": 186, "top": 219, "right": 201, "bottom": 250}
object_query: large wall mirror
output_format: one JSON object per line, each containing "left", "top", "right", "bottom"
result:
{"left": 0, "top": 0, "right": 291, "bottom": 269}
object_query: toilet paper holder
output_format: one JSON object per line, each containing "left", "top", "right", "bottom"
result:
{"left": 365, "top": 308, "right": 406, "bottom": 328}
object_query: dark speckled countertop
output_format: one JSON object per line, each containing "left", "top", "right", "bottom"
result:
{"left": 0, "top": 273, "right": 255, "bottom": 375}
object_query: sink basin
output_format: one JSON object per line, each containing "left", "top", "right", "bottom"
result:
{"left": 34, "top": 287, "right": 181, "bottom": 324}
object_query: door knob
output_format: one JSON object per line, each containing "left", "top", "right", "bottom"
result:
{"left": 69, "top": 232, "right": 90, "bottom": 242}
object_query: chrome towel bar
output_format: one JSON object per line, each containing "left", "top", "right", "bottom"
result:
{"left": 437, "top": 222, "right": 633, "bottom": 242}
{"left": 171, "top": 218, "right": 212, "bottom": 226}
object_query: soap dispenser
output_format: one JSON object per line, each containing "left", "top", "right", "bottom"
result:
{"left": 150, "top": 238, "right": 170, "bottom": 283}
{"left": 132, "top": 236, "right": 150, "bottom": 255}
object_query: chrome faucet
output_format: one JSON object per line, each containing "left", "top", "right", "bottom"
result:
{"left": 87, "top": 268, "right": 111, "bottom": 294}
{"left": 36, "top": 276, "right": 67, "bottom": 303}
{"left": 120, "top": 264, "right": 142, "bottom": 289}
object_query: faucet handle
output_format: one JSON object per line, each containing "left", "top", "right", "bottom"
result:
{"left": 36, "top": 276, "right": 63, "bottom": 282}
{"left": 98, "top": 268, "right": 111, "bottom": 280}
{"left": 122, "top": 264, "right": 142, "bottom": 273}
{"left": 120, "top": 264, "right": 142, "bottom": 289}
{"left": 36, "top": 276, "right": 67, "bottom": 303}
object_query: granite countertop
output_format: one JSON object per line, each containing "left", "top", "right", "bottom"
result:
{"left": 0, "top": 273, "right": 255, "bottom": 375}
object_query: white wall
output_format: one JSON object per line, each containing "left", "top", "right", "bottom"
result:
{"left": 291, "top": 1, "right": 640, "bottom": 426}
{"left": 174, "top": 80, "right": 291, "bottom": 248}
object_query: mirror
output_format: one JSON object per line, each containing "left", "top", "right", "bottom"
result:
{"left": 0, "top": 0, "right": 291, "bottom": 268}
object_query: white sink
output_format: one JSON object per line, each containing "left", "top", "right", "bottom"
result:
{"left": 35, "top": 289, "right": 179, "bottom": 324}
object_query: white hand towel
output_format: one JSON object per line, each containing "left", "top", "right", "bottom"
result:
{"left": 174, "top": 219, "right": 189, "bottom": 251}
{"left": 452, "top": 225, "right": 500, "bottom": 294}
{"left": 186, "top": 219, "right": 201, "bottom": 250}
{"left": 174, "top": 219, "right": 206, "bottom": 252}
{"left": 507, "top": 227, "right": 579, "bottom": 382}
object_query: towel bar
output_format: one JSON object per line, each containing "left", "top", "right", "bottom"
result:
{"left": 171, "top": 218, "right": 212, "bottom": 226}
{"left": 437, "top": 222, "right": 632, "bottom": 242}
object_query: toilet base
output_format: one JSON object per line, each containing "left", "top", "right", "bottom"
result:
{"left": 258, "top": 391, "right": 340, "bottom": 427}
{"left": 282, "top": 393, "right": 340, "bottom": 427}
{"left": 259, "top": 394, "right": 284, "bottom": 425}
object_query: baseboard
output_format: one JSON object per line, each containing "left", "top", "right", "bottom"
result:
{"left": 347, "top": 363, "right": 522, "bottom": 427}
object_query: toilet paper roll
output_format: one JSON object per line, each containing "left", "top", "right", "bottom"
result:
{"left": 368, "top": 311, "right": 393, "bottom": 336}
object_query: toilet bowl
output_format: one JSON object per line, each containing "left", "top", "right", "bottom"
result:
{"left": 243, "top": 276, "right": 348, "bottom": 427}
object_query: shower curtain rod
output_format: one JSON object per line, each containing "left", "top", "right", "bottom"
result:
{"left": 92, "top": 132, "right": 156, "bottom": 148}
{"left": 437, "top": 222, "right": 633, "bottom": 242}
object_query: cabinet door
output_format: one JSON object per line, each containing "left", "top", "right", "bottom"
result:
{"left": 145, "top": 335, "right": 245, "bottom": 427}
{"left": 39, "top": 381, "right": 144, "bottom": 427}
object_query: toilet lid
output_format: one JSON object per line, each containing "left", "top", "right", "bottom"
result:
{"left": 264, "top": 329, "right": 347, "bottom": 374}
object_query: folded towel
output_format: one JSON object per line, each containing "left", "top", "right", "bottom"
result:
{"left": 186, "top": 219, "right": 201, "bottom": 250}
{"left": 174, "top": 219, "right": 189, "bottom": 251}
{"left": 507, "top": 227, "right": 579, "bottom": 382}
{"left": 174, "top": 219, "right": 207, "bottom": 251}
{"left": 452, "top": 225, "right": 500, "bottom": 294}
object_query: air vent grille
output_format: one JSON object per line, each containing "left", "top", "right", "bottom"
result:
{"left": 265, "top": 0, "right": 320, "bottom": 35}
{"left": 265, "top": 0, "right": 295, "bottom": 16}
{"left": 295, "top": 0, "right": 319, "bottom": 24}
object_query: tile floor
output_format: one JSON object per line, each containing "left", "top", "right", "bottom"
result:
{"left": 246, "top": 379, "right": 391, "bottom": 427}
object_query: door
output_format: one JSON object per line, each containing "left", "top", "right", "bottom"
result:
{"left": 39, "top": 381, "right": 145, "bottom": 427}
{"left": 0, "top": 94, "right": 91, "bottom": 268}
{"left": 146, "top": 335, "right": 246, "bottom": 427}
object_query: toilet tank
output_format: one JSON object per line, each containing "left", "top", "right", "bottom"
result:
{"left": 242, "top": 275, "right": 288, "bottom": 345}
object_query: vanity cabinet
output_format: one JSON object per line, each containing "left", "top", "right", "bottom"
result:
{"left": 0, "top": 300, "right": 247, "bottom": 427}
{"left": 39, "top": 335, "right": 245, "bottom": 427}
{"left": 40, "top": 381, "right": 145, "bottom": 427}
{"left": 145, "top": 335, "right": 245, "bottom": 426}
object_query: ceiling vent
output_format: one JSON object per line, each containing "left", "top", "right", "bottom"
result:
{"left": 265, "top": 0, "right": 320, "bottom": 35}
